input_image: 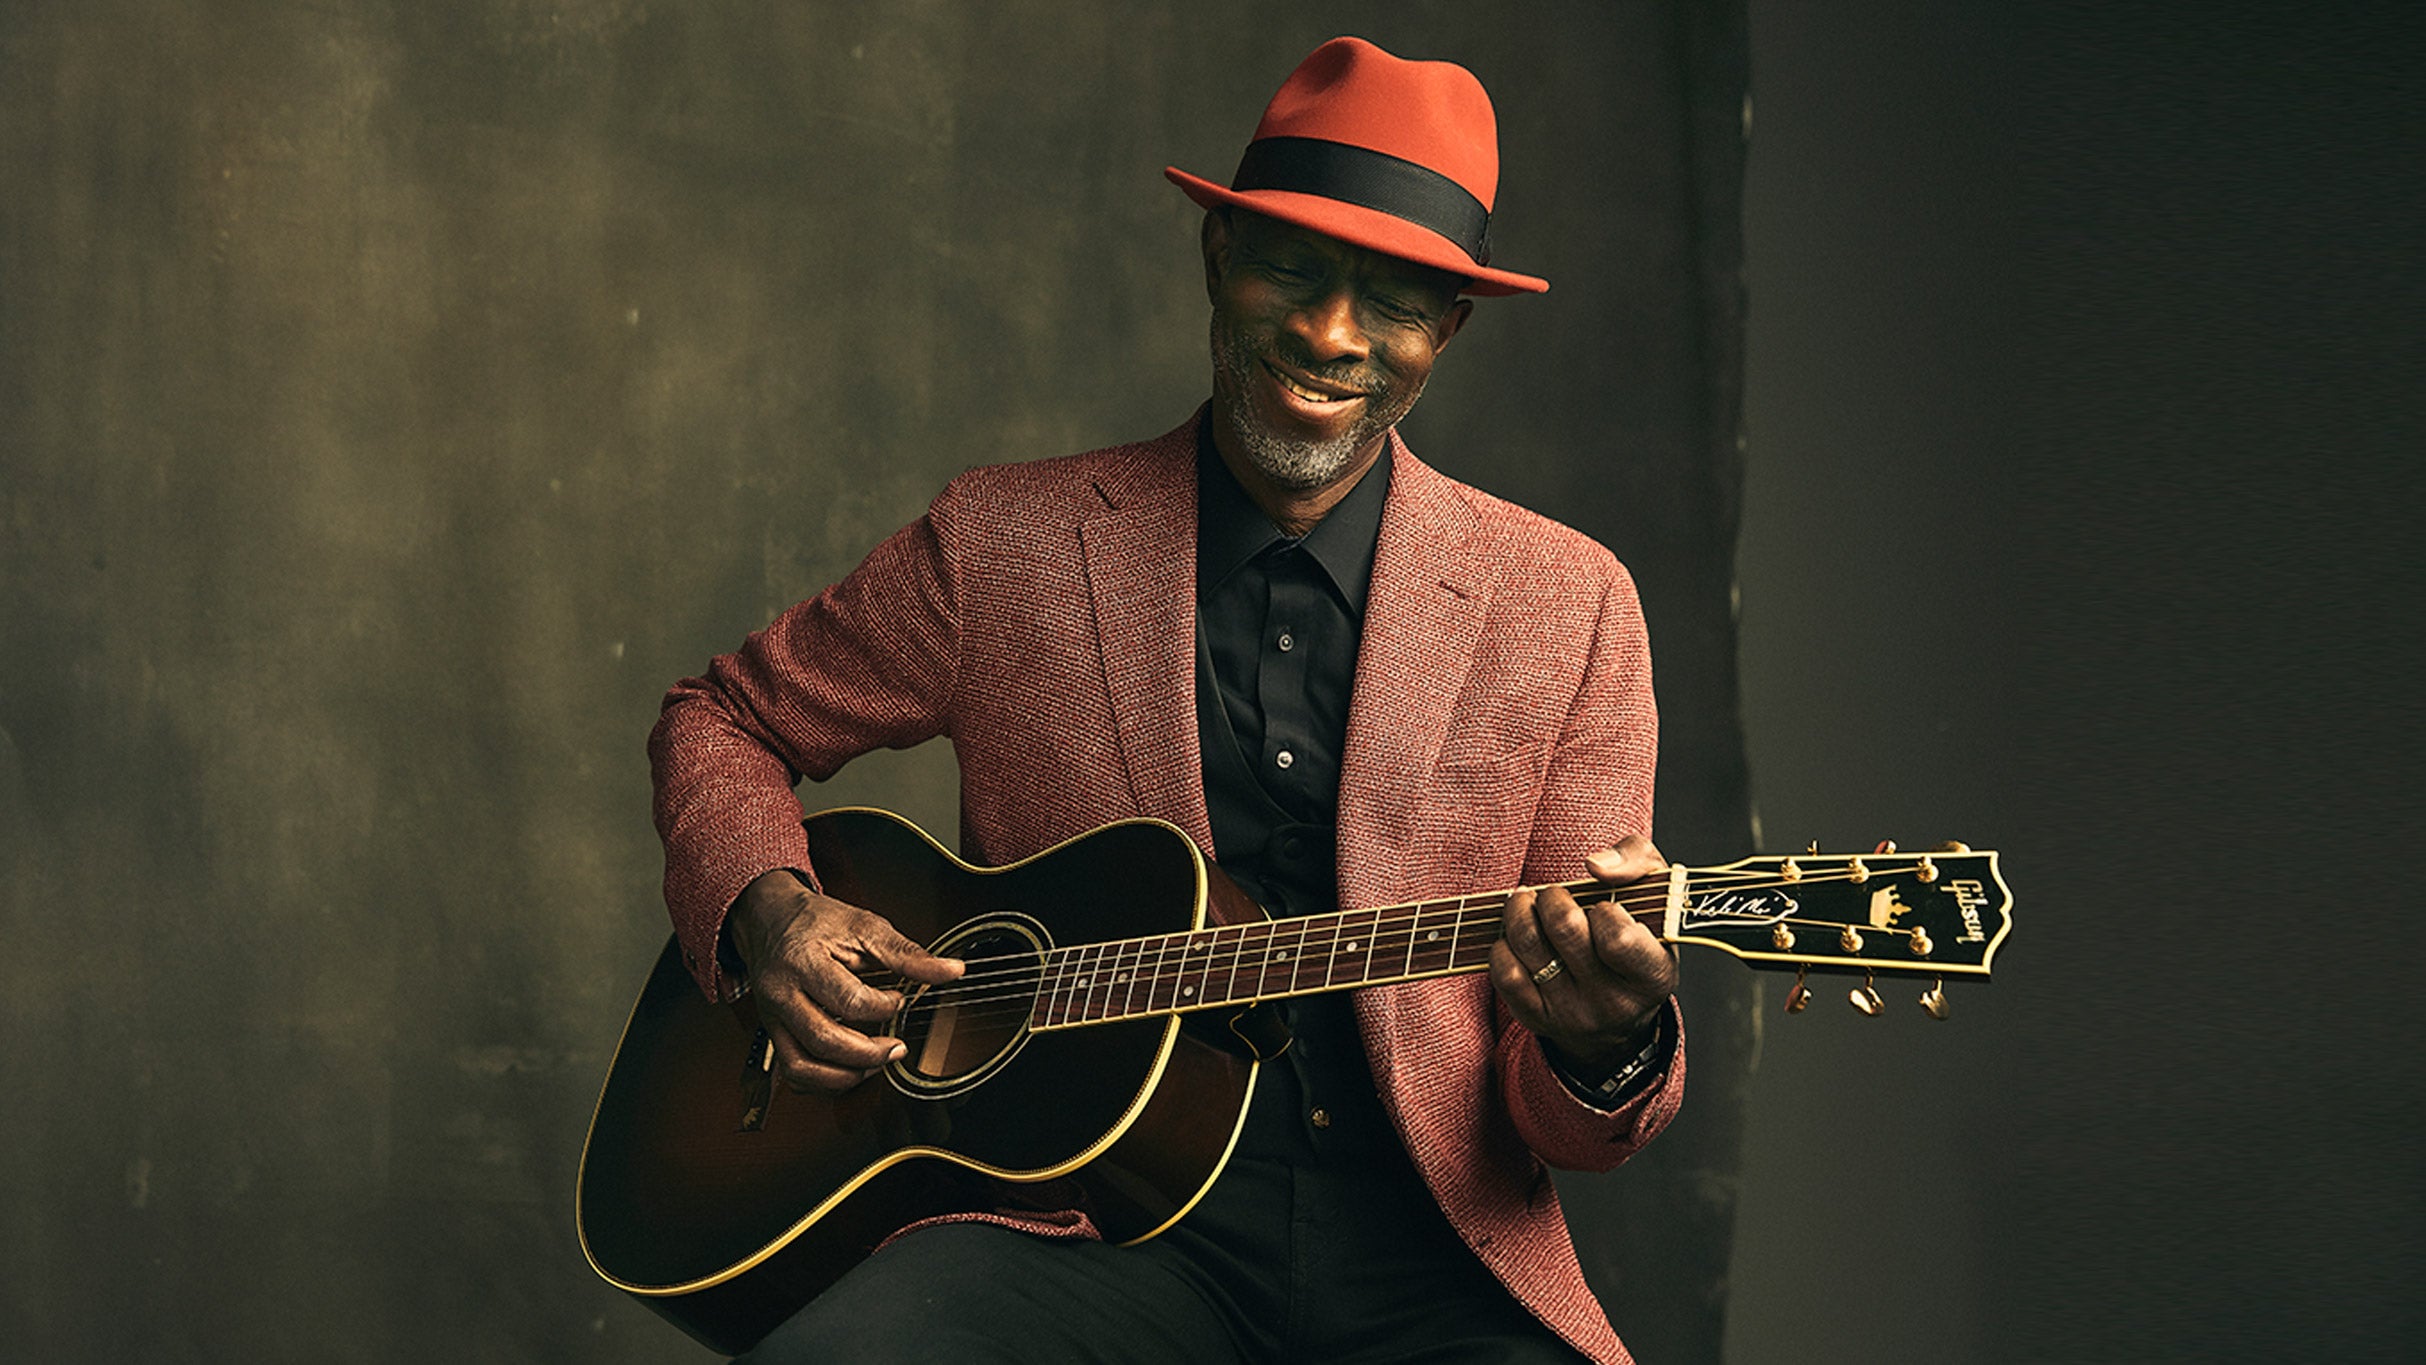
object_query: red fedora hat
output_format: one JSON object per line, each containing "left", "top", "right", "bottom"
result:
{"left": 1165, "top": 36, "right": 1547, "bottom": 297}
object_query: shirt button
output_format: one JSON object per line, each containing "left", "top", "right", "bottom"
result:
{"left": 1277, "top": 631, "right": 1294, "bottom": 652}
{"left": 1311, "top": 1107, "right": 1331, "bottom": 1129}
{"left": 1274, "top": 750, "right": 1294, "bottom": 769}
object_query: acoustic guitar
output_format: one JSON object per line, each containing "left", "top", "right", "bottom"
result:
{"left": 577, "top": 806, "right": 2013, "bottom": 1353}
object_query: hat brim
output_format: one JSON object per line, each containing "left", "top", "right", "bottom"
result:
{"left": 1164, "top": 166, "right": 1548, "bottom": 297}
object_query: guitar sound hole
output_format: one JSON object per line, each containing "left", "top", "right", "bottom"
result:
{"left": 890, "top": 918, "right": 1046, "bottom": 1095}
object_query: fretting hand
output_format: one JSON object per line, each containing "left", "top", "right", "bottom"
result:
{"left": 1488, "top": 835, "right": 1679, "bottom": 1072}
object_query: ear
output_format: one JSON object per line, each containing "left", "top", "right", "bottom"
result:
{"left": 1430, "top": 298, "right": 1475, "bottom": 354}
{"left": 1200, "top": 209, "right": 1233, "bottom": 304}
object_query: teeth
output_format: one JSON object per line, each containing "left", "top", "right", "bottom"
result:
{"left": 1279, "top": 373, "right": 1351, "bottom": 403}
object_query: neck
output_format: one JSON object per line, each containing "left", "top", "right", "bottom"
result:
{"left": 1207, "top": 412, "right": 1387, "bottom": 537}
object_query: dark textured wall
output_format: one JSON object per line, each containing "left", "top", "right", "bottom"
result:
{"left": 1728, "top": 4, "right": 2423, "bottom": 1363}
{"left": 0, "top": 3, "right": 1755, "bottom": 1359}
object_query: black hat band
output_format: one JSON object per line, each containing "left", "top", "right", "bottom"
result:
{"left": 1229, "top": 136, "right": 1493, "bottom": 266}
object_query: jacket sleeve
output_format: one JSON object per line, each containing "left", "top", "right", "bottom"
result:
{"left": 647, "top": 500, "right": 962, "bottom": 1001}
{"left": 1492, "top": 553, "right": 1686, "bottom": 1171}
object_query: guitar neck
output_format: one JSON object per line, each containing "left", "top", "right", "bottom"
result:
{"left": 1025, "top": 847, "right": 2011, "bottom": 1030}
{"left": 1030, "top": 880, "right": 1628, "bottom": 1030}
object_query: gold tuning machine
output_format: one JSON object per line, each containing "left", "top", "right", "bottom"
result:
{"left": 1849, "top": 971, "right": 1884, "bottom": 1017}
{"left": 1908, "top": 926, "right": 1933, "bottom": 956}
{"left": 1920, "top": 978, "right": 1950, "bottom": 1021}
{"left": 1785, "top": 965, "right": 1812, "bottom": 1014}
{"left": 1932, "top": 840, "right": 1971, "bottom": 853}
{"left": 1873, "top": 840, "right": 1898, "bottom": 855}
{"left": 1771, "top": 923, "right": 1796, "bottom": 950}
{"left": 1847, "top": 856, "right": 1869, "bottom": 884}
{"left": 1839, "top": 924, "right": 1865, "bottom": 953}
{"left": 1915, "top": 855, "right": 1938, "bottom": 883}
{"left": 1805, "top": 840, "right": 1820, "bottom": 855}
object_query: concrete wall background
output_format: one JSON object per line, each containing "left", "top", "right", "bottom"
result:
{"left": 1, "top": 3, "right": 1758, "bottom": 1359}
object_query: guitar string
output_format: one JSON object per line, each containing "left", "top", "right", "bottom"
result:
{"left": 841, "top": 867, "right": 1958, "bottom": 1029}
{"left": 856, "top": 867, "right": 1935, "bottom": 1014}
{"left": 862, "top": 866, "right": 1904, "bottom": 999}
{"left": 858, "top": 867, "right": 1830, "bottom": 994}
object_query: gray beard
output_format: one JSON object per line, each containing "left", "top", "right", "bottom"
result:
{"left": 1210, "top": 316, "right": 1421, "bottom": 492}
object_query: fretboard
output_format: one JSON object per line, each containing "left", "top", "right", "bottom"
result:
{"left": 1029, "top": 883, "right": 1644, "bottom": 1030}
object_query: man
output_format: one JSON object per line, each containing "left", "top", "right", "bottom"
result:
{"left": 650, "top": 37, "right": 1683, "bottom": 1364}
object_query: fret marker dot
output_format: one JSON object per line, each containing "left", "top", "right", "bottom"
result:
{"left": 1181, "top": 985, "right": 1195, "bottom": 996}
{"left": 1426, "top": 931, "right": 1440, "bottom": 942}
{"left": 1346, "top": 942, "right": 1359, "bottom": 952}
{"left": 1078, "top": 978, "right": 1090, "bottom": 988}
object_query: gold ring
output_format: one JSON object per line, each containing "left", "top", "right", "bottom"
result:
{"left": 1531, "top": 957, "right": 1565, "bottom": 986}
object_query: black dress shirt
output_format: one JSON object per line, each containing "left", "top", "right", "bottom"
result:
{"left": 1193, "top": 422, "right": 1398, "bottom": 1161}
{"left": 1190, "top": 420, "right": 1670, "bottom": 1167}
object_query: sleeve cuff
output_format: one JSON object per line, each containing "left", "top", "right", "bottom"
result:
{"left": 1546, "top": 999, "right": 1678, "bottom": 1112}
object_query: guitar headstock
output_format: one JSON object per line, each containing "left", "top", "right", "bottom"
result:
{"left": 1662, "top": 843, "right": 2012, "bottom": 1015}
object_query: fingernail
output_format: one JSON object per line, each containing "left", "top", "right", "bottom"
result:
{"left": 889, "top": 1042, "right": 906, "bottom": 1061}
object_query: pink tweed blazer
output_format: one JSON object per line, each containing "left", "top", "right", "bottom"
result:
{"left": 649, "top": 416, "right": 1683, "bottom": 1364}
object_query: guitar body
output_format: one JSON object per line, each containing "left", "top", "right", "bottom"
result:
{"left": 577, "top": 808, "right": 1263, "bottom": 1355}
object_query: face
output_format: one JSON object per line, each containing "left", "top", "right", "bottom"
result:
{"left": 1203, "top": 210, "right": 1472, "bottom": 492}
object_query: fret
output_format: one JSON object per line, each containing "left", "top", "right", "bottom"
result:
{"left": 1111, "top": 935, "right": 1145, "bottom": 1022}
{"left": 1444, "top": 896, "right": 1471, "bottom": 975}
{"left": 1450, "top": 896, "right": 1502, "bottom": 972}
{"left": 1074, "top": 942, "right": 1114, "bottom": 1024}
{"left": 1050, "top": 943, "right": 1082, "bottom": 1025}
{"left": 1282, "top": 917, "right": 1320, "bottom": 995}
{"left": 1142, "top": 933, "right": 1182, "bottom": 1015}
{"left": 1336, "top": 906, "right": 1385, "bottom": 986}
{"left": 1188, "top": 926, "right": 1224, "bottom": 1009}
{"left": 1041, "top": 947, "right": 1075, "bottom": 1026}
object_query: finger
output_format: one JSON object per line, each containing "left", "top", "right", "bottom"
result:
{"left": 764, "top": 1018, "right": 884, "bottom": 1093}
{"left": 1584, "top": 835, "right": 1668, "bottom": 885}
{"left": 1589, "top": 904, "right": 1679, "bottom": 997}
{"left": 1488, "top": 939, "right": 1550, "bottom": 1029}
{"left": 854, "top": 914, "right": 966, "bottom": 986}
{"left": 800, "top": 953, "right": 910, "bottom": 1025}
{"left": 1499, "top": 886, "right": 1553, "bottom": 971}
{"left": 1534, "top": 886, "right": 1601, "bottom": 971}
{"left": 767, "top": 980, "right": 904, "bottom": 1073}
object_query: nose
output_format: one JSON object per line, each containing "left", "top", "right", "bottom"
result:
{"left": 1287, "top": 287, "right": 1369, "bottom": 365}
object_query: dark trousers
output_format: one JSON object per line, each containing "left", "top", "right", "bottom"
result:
{"left": 740, "top": 1152, "right": 1585, "bottom": 1364}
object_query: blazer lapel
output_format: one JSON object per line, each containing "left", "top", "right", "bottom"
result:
{"left": 1338, "top": 436, "right": 1494, "bottom": 1102}
{"left": 1078, "top": 427, "right": 1215, "bottom": 854}
{"left": 1336, "top": 436, "right": 1493, "bottom": 910}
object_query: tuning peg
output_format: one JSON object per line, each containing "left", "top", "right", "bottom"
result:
{"left": 1785, "top": 965, "right": 1812, "bottom": 1014}
{"left": 1916, "top": 855, "right": 1938, "bottom": 883}
{"left": 1847, "top": 856, "right": 1869, "bottom": 884}
{"left": 1873, "top": 840, "right": 1898, "bottom": 855}
{"left": 1849, "top": 971, "right": 1884, "bottom": 1016}
{"left": 1919, "top": 979, "right": 1950, "bottom": 1021}
{"left": 1805, "top": 840, "right": 1820, "bottom": 855}
{"left": 1778, "top": 857, "right": 1802, "bottom": 883}
{"left": 1908, "top": 926, "right": 1933, "bottom": 957}
{"left": 1932, "top": 840, "right": 1971, "bottom": 853}
{"left": 1838, "top": 924, "right": 1865, "bottom": 953}
{"left": 1771, "top": 923, "right": 1796, "bottom": 950}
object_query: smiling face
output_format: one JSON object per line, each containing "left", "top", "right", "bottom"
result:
{"left": 1203, "top": 210, "right": 1473, "bottom": 494}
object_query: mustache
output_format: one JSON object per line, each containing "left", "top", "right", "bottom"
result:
{"left": 1263, "top": 343, "right": 1382, "bottom": 397}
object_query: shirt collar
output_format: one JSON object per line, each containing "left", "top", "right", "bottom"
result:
{"left": 1195, "top": 417, "right": 1391, "bottom": 616}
